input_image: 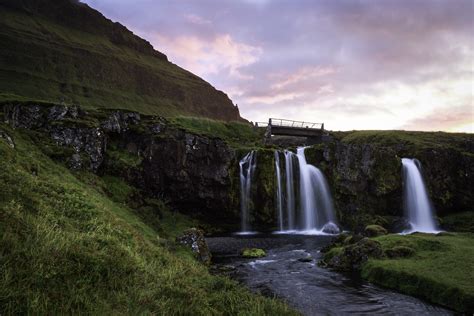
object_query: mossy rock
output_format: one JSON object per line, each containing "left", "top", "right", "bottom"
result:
{"left": 241, "top": 248, "right": 266, "bottom": 258}
{"left": 386, "top": 246, "right": 416, "bottom": 258}
{"left": 364, "top": 225, "right": 388, "bottom": 237}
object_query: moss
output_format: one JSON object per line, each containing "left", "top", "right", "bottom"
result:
{"left": 441, "top": 211, "right": 474, "bottom": 232}
{"left": 253, "top": 149, "right": 276, "bottom": 230}
{"left": 241, "top": 248, "right": 267, "bottom": 258}
{"left": 361, "top": 233, "right": 474, "bottom": 313}
{"left": 385, "top": 246, "right": 415, "bottom": 258}
{"left": 0, "top": 126, "right": 296, "bottom": 315}
{"left": 364, "top": 225, "right": 388, "bottom": 237}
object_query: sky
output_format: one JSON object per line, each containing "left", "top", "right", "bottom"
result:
{"left": 83, "top": 0, "right": 473, "bottom": 132}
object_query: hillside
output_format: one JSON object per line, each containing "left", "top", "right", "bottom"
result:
{"left": 0, "top": 0, "right": 243, "bottom": 121}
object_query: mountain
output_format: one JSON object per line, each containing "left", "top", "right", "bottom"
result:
{"left": 0, "top": 0, "right": 243, "bottom": 121}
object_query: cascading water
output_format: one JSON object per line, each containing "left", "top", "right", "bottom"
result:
{"left": 239, "top": 151, "right": 257, "bottom": 233}
{"left": 284, "top": 150, "right": 296, "bottom": 231}
{"left": 274, "top": 151, "right": 284, "bottom": 231}
{"left": 402, "top": 158, "right": 438, "bottom": 233}
{"left": 296, "top": 147, "right": 339, "bottom": 234}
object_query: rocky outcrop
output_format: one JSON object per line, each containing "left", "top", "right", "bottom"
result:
{"left": 176, "top": 228, "right": 211, "bottom": 265}
{"left": 323, "top": 238, "right": 384, "bottom": 271}
{"left": 0, "top": 129, "right": 15, "bottom": 148}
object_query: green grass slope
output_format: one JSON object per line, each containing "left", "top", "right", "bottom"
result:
{"left": 363, "top": 233, "right": 474, "bottom": 312}
{"left": 0, "top": 124, "right": 295, "bottom": 315}
{"left": 0, "top": 0, "right": 242, "bottom": 121}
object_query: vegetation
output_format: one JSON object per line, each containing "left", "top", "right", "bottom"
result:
{"left": 0, "top": 124, "right": 296, "bottom": 315}
{"left": 0, "top": 1, "right": 241, "bottom": 121}
{"left": 170, "top": 116, "right": 263, "bottom": 147}
{"left": 363, "top": 233, "right": 474, "bottom": 312}
{"left": 339, "top": 130, "right": 473, "bottom": 153}
{"left": 441, "top": 211, "right": 474, "bottom": 233}
{"left": 241, "top": 248, "right": 267, "bottom": 258}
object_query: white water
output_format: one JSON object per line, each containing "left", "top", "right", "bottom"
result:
{"left": 284, "top": 150, "right": 296, "bottom": 230}
{"left": 274, "top": 151, "right": 284, "bottom": 231}
{"left": 274, "top": 148, "right": 339, "bottom": 235}
{"left": 239, "top": 151, "right": 257, "bottom": 233}
{"left": 296, "top": 147, "right": 339, "bottom": 234}
{"left": 402, "top": 158, "right": 438, "bottom": 233}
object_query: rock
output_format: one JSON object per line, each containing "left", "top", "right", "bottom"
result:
{"left": 101, "top": 111, "right": 140, "bottom": 133}
{"left": 343, "top": 234, "right": 365, "bottom": 245}
{"left": 298, "top": 257, "right": 313, "bottom": 262}
{"left": 390, "top": 217, "right": 411, "bottom": 233}
{"left": 50, "top": 126, "right": 106, "bottom": 172}
{"left": 326, "top": 238, "right": 384, "bottom": 271}
{"left": 4, "top": 103, "right": 45, "bottom": 129}
{"left": 386, "top": 246, "right": 415, "bottom": 258}
{"left": 0, "top": 130, "right": 15, "bottom": 148}
{"left": 48, "top": 104, "right": 80, "bottom": 121}
{"left": 322, "top": 222, "right": 341, "bottom": 234}
{"left": 176, "top": 228, "right": 211, "bottom": 265}
{"left": 364, "top": 224, "right": 388, "bottom": 237}
{"left": 241, "top": 248, "right": 266, "bottom": 258}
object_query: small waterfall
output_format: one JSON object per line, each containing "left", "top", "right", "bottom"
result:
{"left": 296, "top": 147, "right": 338, "bottom": 234}
{"left": 239, "top": 151, "right": 257, "bottom": 233}
{"left": 274, "top": 151, "right": 284, "bottom": 231}
{"left": 402, "top": 158, "right": 438, "bottom": 233}
{"left": 284, "top": 150, "right": 296, "bottom": 231}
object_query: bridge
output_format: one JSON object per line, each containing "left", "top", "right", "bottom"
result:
{"left": 262, "top": 118, "right": 325, "bottom": 139}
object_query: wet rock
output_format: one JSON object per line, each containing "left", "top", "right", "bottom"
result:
{"left": 50, "top": 126, "right": 106, "bottom": 172}
{"left": 4, "top": 103, "right": 45, "bottom": 129}
{"left": 0, "top": 130, "right": 15, "bottom": 148}
{"left": 298, "top": 257, "right": 313, "bottom": 263}
{"left": 364, "top": 224, "right": 388, "bottom": 237}
{"left": 101, "top": 111, "right": 140, "bottom": 133}
{"left": 241, "top": 248, "right": 266, "bottom": 258}
{"left": 176, "top": 228, "right": 211, "bottom": 265}
{"left": 390, "top": 217, "right": 411, "bottom": 233}
{"left": 327, "top": 238, "right": 384, "bottom": 271}
{"left": 386, "top": 246, "right": 415, "bottom": 258}
{"left": 322, "top": 222, "right": 341, "bottom": 234}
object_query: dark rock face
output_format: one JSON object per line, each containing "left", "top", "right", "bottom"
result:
{"left": 101, "top": 111, "right": 140, "bottom": 133}
{"left": 176, "top": 228, "right": 211, "bottom": 265}
{"left": 50, "top": 126, "right": 106, "bottom": 171}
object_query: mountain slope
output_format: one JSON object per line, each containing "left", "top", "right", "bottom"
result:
{"left": 0, "top": 0, "right": 243, "bottom": 121}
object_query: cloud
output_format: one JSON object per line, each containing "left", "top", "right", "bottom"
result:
{"left": 401, "top": 105, "right": 473, "bottom": 132}
{"left": 82, "top": 0, "right": 474, "bottom": 132}
{"left": 150, "top": 33, "right": 262, "bottom": 78}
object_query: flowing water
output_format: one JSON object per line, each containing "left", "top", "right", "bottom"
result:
{"left": 239, "top": 151, "right": 257, "bottom": 233}
{"left": 295, "top": 147, "right": 338, "bottom": 234}
{"left": 275, "top": 151, "right": 284, "bottom": 231}
{"left": 402, "top": 158, "right": 438, "bottom": 233}
{"left": 208, "top": 235, "right": 452, "bottom": 316}
{"left": 284, "top": 150, "right": 296, "bottom": 231}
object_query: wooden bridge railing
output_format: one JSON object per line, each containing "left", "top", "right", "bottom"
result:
{"left": 269, "top": 118, "right": 324, "bottom": 130}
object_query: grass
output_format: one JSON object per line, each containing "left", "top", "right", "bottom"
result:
{"left": 170, "top": 116, "right": 263, "bottom": 147}
{"left": 0, "top": 124, "right": 297, "bottom": 315}
{"left": 0, "top": 3, "right": 241, "bottom": 121}
{"left": 339, "top": 130, "right": 474, "bottom": 153}
{"left": 362, "top": 233, "right": 474, "bottom": 312}
{"left": 440, "top": 211, "right": 474, "bottom": 233}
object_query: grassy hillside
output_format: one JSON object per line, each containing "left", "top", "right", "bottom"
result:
{"left": 0, "top": 123, "right": 295, "bottom": 314}
{"left": 0, "top": 0, "right": 243, "bottom": 121}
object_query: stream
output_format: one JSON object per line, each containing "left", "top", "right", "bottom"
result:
{"left": 207, "top": 234, "right": 452, "bottom": 316}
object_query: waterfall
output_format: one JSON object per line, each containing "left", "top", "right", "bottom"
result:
{"left": 239, "top": 151, "right": 257, "bottom": 233}
{"left": 402, "top": 158, "right": 438, "bottom": 233}
{"left": 274, "top": 151, "right": 284, "bottom": 231}
{"left": 296, "top": 147, "right": 339, "bottom": 234}
{"left": 284, "top": 150, "right": 296, "bottom": 231}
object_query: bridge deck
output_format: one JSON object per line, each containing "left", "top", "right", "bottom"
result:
{"left": 265, "top": 118, "right": 324, "bottom": 137}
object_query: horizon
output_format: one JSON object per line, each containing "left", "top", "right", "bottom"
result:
{"left": 83, "top": 0, "right": 473, "bottom": 133}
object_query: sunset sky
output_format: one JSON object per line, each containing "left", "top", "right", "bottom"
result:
{"left": 83, "top": 0, "right": 473, "bottom": 132}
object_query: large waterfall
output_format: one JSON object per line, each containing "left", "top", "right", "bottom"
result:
{"left": 402, "top": 158, "right": 438, "bottom": 233}
{"left": 239, "top": 151, "right": 257, "bottom": 234}
{"left": 273, "top": 148, "right": 339, "bottom": 235}
{"left": 296, "top": 147, "right": 338, "bottom": 234}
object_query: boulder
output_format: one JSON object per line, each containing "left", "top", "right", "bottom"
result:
{"left": 364, "top": 224, "right": 388, "bottom": 237}
{"left": 322, "top": 222, "right": 341, "bottom": 234}
{"left": 326, "top": 237, "right": 384, "bottom": 271}
{"left": 176, "top": 228, "right": 211, "bottom": 265}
